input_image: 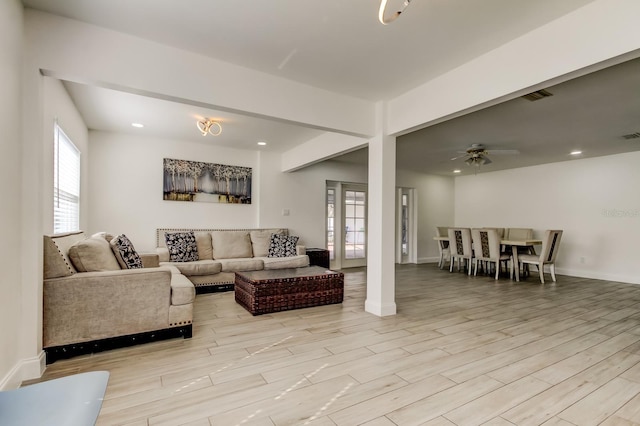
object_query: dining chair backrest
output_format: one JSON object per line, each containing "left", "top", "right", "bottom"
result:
{"left": 539, "top": 230, "right": 563, "bottom": 263}
{"left": 435, "top": 226, "right": 450, "bottom": 248}
{"left": 436, "top": 226, "right": 449, "bottom": 237}
{"left": 471, "top": 228, "right": 502, "bottom": 260}
{"left": 447, "top": 228, "right": 472, "bottom": 256}
{"left": 484, "top": 227, "right": 506, "bottom": 239}
{"left": 506, "top": 228, "right": 533, "bottom": 240}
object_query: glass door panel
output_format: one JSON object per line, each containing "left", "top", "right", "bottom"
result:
{"left": 342, "top": 186, "right": 366, "bottom": 267}
{"left": 327, "top": 188, "right": 335, "bottom": 260}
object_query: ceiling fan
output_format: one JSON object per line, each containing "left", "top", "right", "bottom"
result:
{"left": 450, "top": 143, "right": 520, "bottom": 166}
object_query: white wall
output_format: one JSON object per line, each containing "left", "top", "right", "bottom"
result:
{"left": 454, "top": 152, "right": 640, "bottom": 284}
{"left": 88, "top": 131, "right": 259, "bottom": 252}
{"left": 42, "top": 78, "right": 89, "bottom": 232}
{"left": 258, "top": 153, "right": 368, "bottom": 249}
{"left": 397, "top": 170, "right": 455, "bottom": 263}
{"left": 88, "top": 134, "right": 369, "bottom": 251}
{"left": 0, "top": 0, "right": 25, "bottom": 390}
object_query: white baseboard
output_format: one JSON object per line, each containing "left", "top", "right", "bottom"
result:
{"left": 365, "top": 299, "right": 397, "bottom": 316}
{"left": 417, "top": 257, "right": 439, "bottom": 264}
{"left": 0, "top": 351, "right": 46, "bottom": 390}
{"left": 555, "top": 267, "right": 640, "bottom": 285}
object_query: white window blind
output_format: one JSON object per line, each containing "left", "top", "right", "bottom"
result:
{"left": 53, "top": 123, "right": 80, "bottom": 233}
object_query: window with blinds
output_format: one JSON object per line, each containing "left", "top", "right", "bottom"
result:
{"left": 53, "top": 123, "right": 80, "bottom": 233}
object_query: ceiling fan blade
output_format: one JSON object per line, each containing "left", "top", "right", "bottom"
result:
{"left": 482, "top": 156, "right": 493, "bottom": 165}
{"left": 450, "top": 153, "right": 469, "bottom": 161}
{"left": 488, "top": 149, "right": 520, "bottom": 155}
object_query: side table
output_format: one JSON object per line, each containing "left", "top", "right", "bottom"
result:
{"left": 305, "top": 248, "right": 330, "bottom": 269}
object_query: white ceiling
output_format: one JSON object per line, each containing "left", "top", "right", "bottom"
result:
{"left": 24, "top": 0, "right": 594, "bottom": 101}
{"left": 24, "top": 0, "right": 640, "bottom": 173}
{"left": 335, "top": 56, "right": 640, "bottom": 175}
{"left": 62, "top": 82, "right": 324, "bottom": 151}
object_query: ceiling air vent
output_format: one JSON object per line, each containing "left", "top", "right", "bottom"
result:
{"left": 521, "top": 89, "right": 553, "bottom": 102}
{"left": 622, "top": 132, "right": 640, "bottom": 140}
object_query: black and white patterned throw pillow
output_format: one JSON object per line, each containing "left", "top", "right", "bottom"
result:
{"left": 110, "top": 234, "right": 143, "bottom": 269}
{"left": 267, "top": 234, "right": 299, "bottom": 258}
{"left": 165, "top": 231, "right": 199, "bottom": 262}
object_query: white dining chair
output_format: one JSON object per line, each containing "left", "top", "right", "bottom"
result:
{"left": 435, "top": 226, "right": 450, "bottom": 269}
{"left": 517, "top": 230, "right": 563, "bottom": 284}
{"left": 505, "top": 227, "right": 533, "bottom": 240}
{"left": 447, "top": 227, "right": 473, "bottom": 275}
{"left": 471, "top": 228, "right": 512, "bottom": 279}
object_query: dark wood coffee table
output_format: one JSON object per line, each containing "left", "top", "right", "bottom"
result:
{"left": 234, "top": 266, "right": 344, "bottom": 315}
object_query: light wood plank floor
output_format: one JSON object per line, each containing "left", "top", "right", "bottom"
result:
{"left": 37, "top": 264, "right": 640, "bottom": 425}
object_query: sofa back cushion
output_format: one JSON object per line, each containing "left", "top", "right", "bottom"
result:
{"left": 211, "top": 231, "right": 253, "bottom": 259}
{"left": 194, "top": 232, "right": 213, "bottom": 260}
{"left": 68, "top": 235, "right": 121, "bottom": 272}
{"left": 249, "top": 229, "right": 287, "bottom": 257}
{"left": 43, "top": 231, "right": 86, "bottom": 279}
{"left": 109, "top": 234, "right": 144, "bottom": 269}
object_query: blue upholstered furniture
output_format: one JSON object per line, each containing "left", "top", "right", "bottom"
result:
{"left": 0, "top": 371, "right": 109, "bottom": 425}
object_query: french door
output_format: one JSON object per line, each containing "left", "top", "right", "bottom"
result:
{"left": 341, "top": 184, "right": 367, "bottom": 268}
{"left": 326, "top": 182, "right": 367, "bottom": 269}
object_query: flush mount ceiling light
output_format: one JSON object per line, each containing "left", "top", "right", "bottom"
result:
{"left": 196, "top": 118, "right": 222, "bottom": 136}
{"left": 131, "top": 122, "right": 144, "bottom": 128}
{"left": 570, "top": 150, "right": 582, "bottom": 155}
{"left": 379, "top": 0, "right": 412, "bottom": 25}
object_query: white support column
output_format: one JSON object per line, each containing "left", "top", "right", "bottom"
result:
{"left": 365, "top": 103, "right": 397, "bottom": 317}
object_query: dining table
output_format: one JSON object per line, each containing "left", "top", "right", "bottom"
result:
{"left": 433, "top": 236, "right": 542, "bottom": 281}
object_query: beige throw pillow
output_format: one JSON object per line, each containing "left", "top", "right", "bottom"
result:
{"left": 68, "top": 236, "right": 121, "bottom": 272}
{"left": 211, "top": 231, "right": 253, "bottom": 259}
{"left": 194, "top": 232, "right": 213, "bottom": 260}
{"left": 43, "top": 231, "right": 87, "bottom": 279}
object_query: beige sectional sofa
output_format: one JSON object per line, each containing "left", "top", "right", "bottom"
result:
{"left": 156, "top": 228, "right": 309, "bottom": 293}
{"left": 43, "top": 231, "right": 195, "bottom": 363}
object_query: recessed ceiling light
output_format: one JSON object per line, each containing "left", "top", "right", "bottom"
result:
{"left": 257, "top": 141, "right": 267, "bottom": 146}
{"left": 453, "top": 169, "right": 461, "bottom": 174}
{"left": 570, "top": 150, "right": 582, "bottom": 155}
{"left": 131, "top": 123, "right": 144, "bottom": 128}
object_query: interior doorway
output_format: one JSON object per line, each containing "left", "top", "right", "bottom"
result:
{"left": 396, "top": 187, "right": 417, "bottom": 264}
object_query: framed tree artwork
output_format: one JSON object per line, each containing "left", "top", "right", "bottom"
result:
{"left": 163, "top": 158, "right": 251, "bottom": 204}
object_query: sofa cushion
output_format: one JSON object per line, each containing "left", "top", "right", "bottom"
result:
{"left": 250, "top": 229, "right": 287, "bottom": 257}
{"left": 110, "top": 234, "right": 143, "bottom": 269}
{"left": 157, "top": 247, "right": 170, "bottom": 262}
{"left": 260, "top": 255, "right": 309, "bottom": 270}
{"left": 194, "top": 231, "right": 213, "bottom": 260}
{"left": 92, "top": 231, "right": 115, "bottom": 243}
{"left": 43, "top": 231, "right": 86, "bottom": 279}
{"left": 218, "top": 258, "right": 264, "bottom": 272}
{"left": 68, "top": 236, "right": 121, "bottom": 272}
{"left": 211, "top": 231, "right": 253, "bottom": 259}
{"left": 268, "top": 234, "right": 299, "bottom": 258}
{"left": 170, "top": 274, "right": 196, "bottom": 306}
{"left": 165, "top": 231, "right": 199, "bottom": 262}
{"left": 160, "top": 260, "right": 222, "bottom": 276}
